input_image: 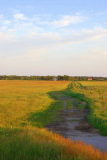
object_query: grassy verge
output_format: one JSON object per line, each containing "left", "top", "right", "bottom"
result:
{"left": 65, "top": 81, "right": 107, "bottom": 136}
{"left": 0, "top": 126, "right": 107, "bottom": 160}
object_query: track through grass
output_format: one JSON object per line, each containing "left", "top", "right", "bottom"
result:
{"left": 0, "top": 80, "right": 107, "bottom": 160}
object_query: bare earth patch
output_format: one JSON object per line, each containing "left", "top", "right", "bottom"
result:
{"left": 46, "top": 94, "right": 107, "bottom": 152}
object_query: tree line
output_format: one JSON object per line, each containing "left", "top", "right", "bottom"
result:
{"left": 0, "top": 75, "right": 107, "bottom": 81}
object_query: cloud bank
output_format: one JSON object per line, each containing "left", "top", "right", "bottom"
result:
{"left": 0, "top": 10, "right": 107, "bottom": 76}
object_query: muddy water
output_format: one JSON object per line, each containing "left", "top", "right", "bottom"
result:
{"left": 46, "top": 95, "right": 107, "bottom": 152}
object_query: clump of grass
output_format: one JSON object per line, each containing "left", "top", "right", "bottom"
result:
{"left": 68, "top": 82, "right": 83, "bottom": 89}
{"left": 78, "top": 104, "right": 86, "bottom": 109}
{"left": 66, "top": 100, "right": 74, "bottom": 110}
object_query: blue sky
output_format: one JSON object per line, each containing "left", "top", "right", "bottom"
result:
{"left": 0, "top": 0, "right": 107, "bottom": 76}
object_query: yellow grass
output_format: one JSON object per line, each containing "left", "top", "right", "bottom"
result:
{"left": 0, "top": 80, "right": 70, "bottom": 127}
{"left": 1, "top": 126, "right": 107, "bottom": 160}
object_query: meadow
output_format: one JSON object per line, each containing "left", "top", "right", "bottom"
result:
{"left": 0, "top": 80, "right": 107, "bottom": 160}
{"left": 0, "top": 80, "right": 69, "bottom": 128}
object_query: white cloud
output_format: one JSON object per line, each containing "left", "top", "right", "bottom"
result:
{"left": 81, "top": 27, "right": 107, "bottom": 41}
{"left": 0, "top": 14, "right": 86, "bottom": 35}
{"left": 30, "top": 14, "right": 86, "bottom": 27}
{"left": 0, "top": 26, "right": 7, "bottom": 30}
{"left": 14, "top": 21, "right": 33, "bottom": 31}
{"left": 0, "top": 27, "right": 107, "bottom": 76}
{"left": 91, "top": 48, "right": 107, "bottom": 56}
{"left": 0, "top": 14, "right": 11, "bottom": 27}
{"left": 20, "top": 48, "right": 47, "bottom": 61}
{"left": 0, "top": 31, "right": 62, "bottom": 59}
{"left": 94, "top": 11, "right": 107, "bottom": 15}
{"left": 3, "top": 20, "right": 11, "bottom": 25}
{"left": 74, "top": 49, "right": 107, "bottom": 74}
{"left": 0, "top": 8, "right": 106, "bottom": 76}
{"left": 62, "top": 27, "right": 107, "bottom": 46}
{"left": 1, "top": 48, "right": 47, "bottom": 62}
{"left": 0, "top": 27, "right": 107, "bottom": 58}
{"left": 52, "top": 15, "right": 85, "bottom": 27}
{"left": 0, "top": 32, "right": 16, "bottom": 42}
{"left": 14, "top": 13, "right": 28, "bottom": 20}
{"left": 7, "top": 29, "right": 16, "bottom": 32}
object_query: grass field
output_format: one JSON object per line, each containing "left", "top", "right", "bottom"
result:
{"left": 81, "top": 81, "right": 107, "bottom": 136}
{"left": 0, "top": 80, "right": 69, "bottom": 128}
{"left": 0, "top": 80, "right": 107, "bottom": 160}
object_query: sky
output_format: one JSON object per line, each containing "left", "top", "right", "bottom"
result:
{"left": 0, "top": 0, "right": 107, "bottom": 76}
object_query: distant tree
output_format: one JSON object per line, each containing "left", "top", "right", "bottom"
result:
{"left": 57, "top": 75, "right": 63, "bottom": 81}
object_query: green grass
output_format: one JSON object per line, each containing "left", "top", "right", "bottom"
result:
{"left": 72, "top": 119, "right": 78, "bottom": 121}
{"left": 78, "top": 104, "right": 86, "bottom": 110}
{"left": 0, "top": 126, "right": 106, "bottom": 160}
{"left": 28, "top": 100, "right": 64, "bottom": 127}
{"left": 0, "top": 80, "right": 107, "bottom": 160}
{"left": 66, "top": 81, "right": 107, "bottom": 136}
{"left": 66, "top": 100, "right": 74, "bottom": 110}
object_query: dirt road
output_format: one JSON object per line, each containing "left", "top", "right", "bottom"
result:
{"left": 46, "top": 94, "right": 107, "bottom": 152}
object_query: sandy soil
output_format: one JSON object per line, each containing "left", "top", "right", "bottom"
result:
{"left": 46, "top": 94, "right": 107, "bottom": 152}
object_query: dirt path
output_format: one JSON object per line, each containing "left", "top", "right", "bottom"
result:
{"left": 46, "top": 94, "right": 107, "bottom": 152}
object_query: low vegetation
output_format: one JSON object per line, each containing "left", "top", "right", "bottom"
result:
{"left": 1, "top": 126, "right": 107, "bottom": 160}
{"left": 0, "top": 80, "right": 69, "bottom": 127}
{"left": 81, "top": 81, "right": 107, "bottom": 136}
{"left": 65, "top": 81, "right": 107, "bottom": 136}
{"left": 0, "top": 80, "right": 107, "bottom": 160}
